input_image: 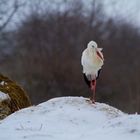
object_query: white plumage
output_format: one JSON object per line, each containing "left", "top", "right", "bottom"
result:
{"left": 81, "top": 41, "right": 104, "bottom": 80}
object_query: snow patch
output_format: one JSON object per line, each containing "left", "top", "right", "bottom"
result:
{"left": 0, "top": 81, "right": 5, "bottom": 86}
{"left": 0, "top": 97, "right": 140, "bottom": 140}
{"left": 0, "top": 91, "right": 10, "bottom": 102}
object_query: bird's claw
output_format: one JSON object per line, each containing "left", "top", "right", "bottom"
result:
{"left": 90, "top": 97, "right": 95, "bottom": 104}
{"left": 92, "top": 99, "right": 95, "bottom": 104}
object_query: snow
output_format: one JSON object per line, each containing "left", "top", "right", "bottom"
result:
{"left": 0, "top": 81, "right": 5, "bottom": 86}
{"left": 0, "top": 97, "right": 140, "bottom": 140}
{"left": 0, "top": 91, "right": 10, "bottom": 102}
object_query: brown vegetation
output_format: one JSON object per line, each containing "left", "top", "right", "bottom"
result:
{"left": 0, "top": 74, "right": 31, "bottom": 119}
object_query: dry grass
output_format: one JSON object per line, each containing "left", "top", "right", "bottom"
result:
{"left": 0, "top": 74, "right": 31, "bottom": 119}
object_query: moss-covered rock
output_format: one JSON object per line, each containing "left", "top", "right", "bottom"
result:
{"left": 0, "top": 74, "right": 31, "bottom": 119}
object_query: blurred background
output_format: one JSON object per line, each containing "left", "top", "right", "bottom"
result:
{"left": 0, "top": 0, "right": 140, "bottom": 113}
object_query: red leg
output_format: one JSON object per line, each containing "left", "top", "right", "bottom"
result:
{"left": 90, "top": 80, "right": 96, "bottom": 103}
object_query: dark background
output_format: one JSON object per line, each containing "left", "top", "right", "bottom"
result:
{"left": 0, "top": 0, "right": 140, "bottom": 113}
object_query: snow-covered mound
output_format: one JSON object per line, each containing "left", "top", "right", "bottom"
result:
{"left": 0, "top": 97, "right": 140, "bottom": 140}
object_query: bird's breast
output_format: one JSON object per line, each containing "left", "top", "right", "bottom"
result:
{"left": 81, "top": 48, "right": 103, "bottom": 76}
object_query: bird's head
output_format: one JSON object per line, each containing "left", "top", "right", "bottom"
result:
{"left": 87, "top": 41, "right": 98, "bottom": 48}
{"left": 87, "top": 40, "right": 104, "bottom": 61}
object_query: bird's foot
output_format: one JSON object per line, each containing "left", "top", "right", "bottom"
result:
{"left": 86, "top": 98, "right": 95, "bottom": 104}
{"left": 91, "top": 99, "right": 95, "bottom": 104}
{"left": 90, "top": 97, "right": 95, "bottom": 104}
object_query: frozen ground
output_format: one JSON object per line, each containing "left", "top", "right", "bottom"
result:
{"left": 0, "top": 97, "right": 140, "bottom": 140}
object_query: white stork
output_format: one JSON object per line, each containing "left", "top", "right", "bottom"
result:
{"left": 81, "top": 41, "right": 104, "bottom": 103}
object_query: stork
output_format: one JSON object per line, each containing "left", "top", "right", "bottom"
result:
{"left": 81, "top": 41, "right": 104, "bottom": 103}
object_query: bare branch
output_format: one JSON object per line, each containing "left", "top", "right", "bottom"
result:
{"left": 0, "top": 0, "right": 26, "bottom": 31}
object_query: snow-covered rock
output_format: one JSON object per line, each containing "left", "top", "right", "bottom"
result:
{"left": 0, "top": 97, "right": 140, "bottom": 140}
